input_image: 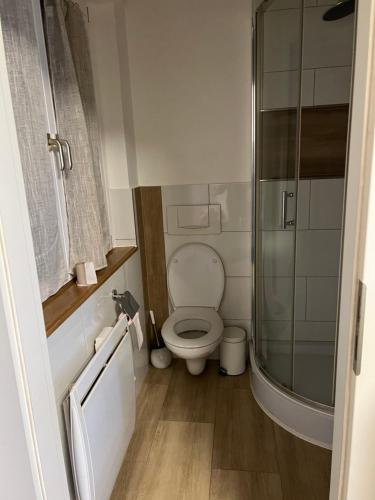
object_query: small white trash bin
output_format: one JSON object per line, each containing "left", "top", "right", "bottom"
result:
{"left": 220, "top": 326, "right": 247, "bottom": 375}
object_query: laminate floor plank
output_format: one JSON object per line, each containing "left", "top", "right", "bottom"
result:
{"left": 210, "top": 469, "right": 283, "bottom": 500}
{"left": 161, "top": 360, "right": 218, "bottom": 423}
{"left": 137, "top": 421, "right": 213, "bottom": 500}
{"left": 274, "top": 423, "right": 331, "bottom": 500}
{"left": 111, "top": 460, "right": 146, "bottom": 500}
{"left": 144, "top": 361, "right": 174, "bottom": 386}
{"left": 125, "top": 383, "right": 168, "bottom": 462}
{"left": 212, "top": 388, "right": 278, "bottom": 473}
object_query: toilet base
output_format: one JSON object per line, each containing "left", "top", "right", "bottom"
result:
{"left": 186, "top": 358, "right": 206, "bottom": 375}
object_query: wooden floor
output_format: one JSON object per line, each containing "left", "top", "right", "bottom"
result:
{"left": 111, "top": 360, "right": 331, "bottom": 500}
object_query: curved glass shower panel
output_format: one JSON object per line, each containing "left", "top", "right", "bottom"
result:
{"left": 254, "top": 0, "right": 304, "bottom": 390}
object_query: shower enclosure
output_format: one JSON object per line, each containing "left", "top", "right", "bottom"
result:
{"left": 251, "top": 0, "right": 354, "bottom": 446}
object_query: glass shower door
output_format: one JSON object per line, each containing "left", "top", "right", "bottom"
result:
{"left": 253, "top": 1, "right": 304, "bottom": 390}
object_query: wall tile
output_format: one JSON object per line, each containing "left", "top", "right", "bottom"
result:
{"left": 297, "top": 180, "right": 310, "bottom": 229}
{"left": 262, "top": 230, "right": 295, "bottom": 276}
{"left": 303, "top": 6, "right": 354, "bottom": 69}
{"left": 295, "top": 320, "right": 336, "bottom": 341}
{"left": 268, "top": 0, "right": 316, "bottom": 10}
{"left": 109, "top": 188, "right": 136, "bottom": 240}
{"left": 219, "top": 277, "right": 251, "bottom": 319}
{"left": 309, "top": 178, "right": 344, "bottom": 229}
{"left": 263, "top": 9, "right": 302, "bottom": 72}
{"left": 164, "top": 232, "right": 252, "bottom": 277}
{"left": 48, "top": 309, "right": 90, "bottom": 400}
{"left": 261, "top": 320, "right": 292, "bottom": 341}
{"left": 306, "top": 277, "right": 339, "bottom": 321}
{"left": 161, "top": 184, "right": 209, "bottom": 232}
{"left": 209, "top": 182, "right": 251, "bottom": 231}
{"left": 296, "top": 230, "right": 341, "bottom": 276}
{"left": 262, "top": 276, "right": 305, "bottom": 321}
{"left": 262, "top": 70, "right": 314, "bottom": 110}
{"left": 314, "top": 66, "right": 351, "bottom": 105}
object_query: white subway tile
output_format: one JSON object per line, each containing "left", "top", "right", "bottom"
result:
{"left": 164, "top": 232, "right": 252, "bottom": 277}
{"left": 296, "top": 230, "right": 341, "bottom": 276}
{"left": 309, "top": 178, "right": 344, "bottom": 229}
{"left": 219, "top": 277, "right": 251, "bottom": 319}
{"left": 209, "top": 183, "right": 251, "bottom": 231}
{"left": 306, "top": 277, "right": 339, "bottom": 321}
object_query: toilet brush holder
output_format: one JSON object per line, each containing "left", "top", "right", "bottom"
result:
{"left": 149, "top": 309, "right": 172, "bottom": 369}
{"left": 151, "top": 347, "right": 172, "bottom": 369}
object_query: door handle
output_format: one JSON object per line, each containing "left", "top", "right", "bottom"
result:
{"left": 59, "top": 138, "right": 73, "bottom": 170}
{"left": 281, "top": 190, "right": 295, "bottom": 229}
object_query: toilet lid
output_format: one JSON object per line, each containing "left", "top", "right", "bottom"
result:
{"left": 167, "top": 243, "right": 225, "bottom": 310}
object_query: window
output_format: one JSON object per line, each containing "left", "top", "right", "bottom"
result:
{"left": 2, "top": 0, "right": 111, "bottom": 300}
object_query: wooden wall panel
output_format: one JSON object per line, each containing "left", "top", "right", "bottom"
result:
{"left": 260, "top": 105, "right": 349, "bottom": 180}
{"left": 134, "top": 186, "right": 169, "bottom": 346}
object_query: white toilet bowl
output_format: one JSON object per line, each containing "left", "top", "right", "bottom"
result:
{"left": 161, "top": 243, "right": 225, "bottom": 375}
{"left": 162, "top": 306, "right": 224, "bottom": 374}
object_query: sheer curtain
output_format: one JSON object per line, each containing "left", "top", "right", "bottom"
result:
{"left": 1, "top": 0, "right": 69, "bottom": 301}
{"left": 44, "top": 0, "right": 111, "bottom": 271}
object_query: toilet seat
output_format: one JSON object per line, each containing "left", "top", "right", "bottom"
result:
{"left": 162, "top": 307, "right": 223, "bottom": 349}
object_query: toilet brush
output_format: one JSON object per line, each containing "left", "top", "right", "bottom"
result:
{"left": 150, "top": 310, "right": 172, "bottom": 369}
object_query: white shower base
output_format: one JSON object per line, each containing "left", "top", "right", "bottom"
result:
{"left": 249, "top": 345, "right": 334, "bottom": 449}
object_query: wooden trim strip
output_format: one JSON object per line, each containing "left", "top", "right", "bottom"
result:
{"left": 43, "top": 247, "right": 138, "bottom": 338}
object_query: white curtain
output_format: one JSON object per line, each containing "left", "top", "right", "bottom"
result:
{"left": 1, "top": 0, "right": 69, "bottom": 301}
{"left": 44, "top": 0, "right": 111, "bottom": 271}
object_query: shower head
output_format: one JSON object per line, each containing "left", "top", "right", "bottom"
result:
{"left": 323, "top": 0, "right": 355, "bottom": 21}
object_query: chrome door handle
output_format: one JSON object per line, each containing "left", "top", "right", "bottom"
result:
{"left": 59, "top": 138, "right": 73, "bottom": 170}
{"left": 281, "top": 190, "right": 295, "bottom": 229}
{"left": 47, "top": 133, "right": 65, "bottom": 171}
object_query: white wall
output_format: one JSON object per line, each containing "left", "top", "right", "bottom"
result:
{"left": 80, "top": 0, "right": 138, "bottom": 246}
{"left": 125, "top": 0, "right": 252, "bottom": 186}
{"left": 47, "top": 251, "right": 148, "bottom": 496}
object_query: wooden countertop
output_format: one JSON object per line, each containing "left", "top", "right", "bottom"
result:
{"left": 43, "top": 246, "right": 138, "bottom": 337}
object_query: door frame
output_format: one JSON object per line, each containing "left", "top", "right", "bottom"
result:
{"left": 330, "top": 0, "right": 375, "bottom": 498}
{"left": 0, "top": 15, "right": 70, "bottom": 500}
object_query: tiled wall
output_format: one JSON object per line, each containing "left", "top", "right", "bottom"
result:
{"left": 260, "top": 178, "right": 344, "bottom": 403}
{"left": 161, "top": 183, "right": 252, "bottom": 344}
{"left": 262, "top": 2, "right": 354, "bottom": 110}
{"left": 47, "top": 251, "right": 148, "bottom": 496}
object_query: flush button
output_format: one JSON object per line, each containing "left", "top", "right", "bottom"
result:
{"left": 213, "top": 258, "right": 217, "bottom": 263}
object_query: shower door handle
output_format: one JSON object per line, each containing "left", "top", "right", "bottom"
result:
{"left": 281, "top": 190, "right": 295, "bottom": 229}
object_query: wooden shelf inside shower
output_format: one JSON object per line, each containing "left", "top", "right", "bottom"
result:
{"left": 260, "top": 104, "right": 349, "bottom": 180}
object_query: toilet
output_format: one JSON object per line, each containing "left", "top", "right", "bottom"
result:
{"left": 161, "top": 243, "right": 225, "bottom": 375}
